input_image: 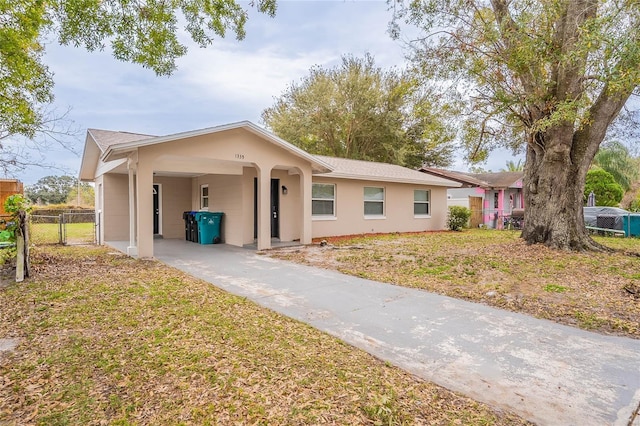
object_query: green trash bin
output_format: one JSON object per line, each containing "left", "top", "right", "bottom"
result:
{"left": 622, "top": 214, "right": 640, "bottom": 237}
{"left": 195, "top": 212, "right": 223, "bottom": 244}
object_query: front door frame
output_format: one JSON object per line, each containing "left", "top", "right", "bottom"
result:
{"left": 254, "top": 178, "right": 280, "bottom": 239}
{"left": 153, "top": 183, "right": 162, "bottom": 236}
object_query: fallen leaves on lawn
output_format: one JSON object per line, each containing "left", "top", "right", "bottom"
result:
{"left": 0, "top": 245, "right": 530, "bottom": 425}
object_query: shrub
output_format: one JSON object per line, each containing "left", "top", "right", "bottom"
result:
{"left": 584, "top": 168, "right": 624, "bottom": 207}
{"left": 447, "top": 206, "right": 471, "bottom": 231}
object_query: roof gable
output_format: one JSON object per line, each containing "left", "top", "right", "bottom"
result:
{"left": 88, "top": 129, "right": 155, "bottom": 152}
{"left": 79, "top": 121, "right": 333, "bottom": 180}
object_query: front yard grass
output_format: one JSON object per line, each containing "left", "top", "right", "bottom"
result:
{"left": 269, "top": 229, "right": 640, "bottom": 339}
{"left": 0, "top": 245, "right": 528, "bottom": 425}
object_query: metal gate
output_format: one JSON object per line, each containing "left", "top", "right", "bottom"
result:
{"left": 30, "top": 212, "right": 98, "bottom": 245}
{"left": 62, "top": 212, "right": 96, "bottom": 245}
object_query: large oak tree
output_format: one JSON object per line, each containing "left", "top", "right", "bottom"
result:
{"left": 395, "top": 0, "right": 640, "bottom": 250}
{"left": 262, "top": 54, "right": 456, "bottom": 168}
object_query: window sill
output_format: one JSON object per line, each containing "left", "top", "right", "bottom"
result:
{"left": 414, "top": 215, "right": 431, "bottom": 219}
{"left": 312, "top": 216, "right": 337, "bottom": 221}
{"left": 364, "top": 215, "right": 386, "bottom": 220}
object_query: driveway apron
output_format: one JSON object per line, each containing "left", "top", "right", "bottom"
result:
{"left": 151, "top": 240, "right": 640, "bottom": 426}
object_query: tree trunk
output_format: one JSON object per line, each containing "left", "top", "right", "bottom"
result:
{"left": 521, "top": 132, "right": 604, "bottom": 251}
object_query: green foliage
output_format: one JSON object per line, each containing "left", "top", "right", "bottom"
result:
{"left": 1, "top": 0, "right": 276, "bottom": 141}
{"left": 0, "top": 0, "right": 53, "bottom": 140}
{"left": 502, "top": 159, "right": 524, "bottom": 172}
{"left": 4, "top": 193, "right": 31, "bottom": 215}
{"left": 447, "top": 206, "right": 471, "bottom": 231}
{"left": 629, "top": 194, "right": 640, "bottom": 213}
{"left": 584, "top": 168, "right": 624, "bottom": 207}
{"left": 66, "top": 183, "right": 95, "bottom": 206}
{"left": 593, "top": 141, "right": 639, "bottom": 192}
{"left": 262, "top": 54, "right": 456, "bottom": 168}
{"left": 544, "top": 284, "right": 567, "bottom": 293}
{"left": 26, "top": 175, "right": 82, "bottom": 205}
{"left": 1, "top": 194, "right": 31, "bottom": 242}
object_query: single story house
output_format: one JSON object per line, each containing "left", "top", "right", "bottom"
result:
{"left": 420, "top": 168, "right": 524, "bottom": 229}
{"left": 79, "top": 121, "right": 461, "bottom": 258}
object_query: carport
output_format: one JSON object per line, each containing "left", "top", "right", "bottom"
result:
{"left": 80, "top": 122, "right": 331, "bottom": 258}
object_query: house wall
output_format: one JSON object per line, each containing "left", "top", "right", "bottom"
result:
{"left": 153, "top": 176, "right": 191, "bottom": 239}
{"left": 192, "top": 174, "right": 244, "bottom": 246}
{"left": 102, "top": 174, "right": 130, "bottom": 241}
{"left": 311, "top": 177, "right": 448, "bottom": 238}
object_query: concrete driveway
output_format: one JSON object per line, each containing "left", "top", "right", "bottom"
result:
{"left": 114, "top": 239, "right": 640, "bottom": 425}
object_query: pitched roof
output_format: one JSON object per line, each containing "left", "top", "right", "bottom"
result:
{"left": 465, "top": 171, "right": 523, "bottom": 188}
{"left": 315, "top": 156, "right": 461, "bottom": 187}
{"left": 81, "top": 122, "right": 461, "bottom": 187}
{"left": 87, "top": 128, "right": 155, "bottom": 152}
{"left": 420, "top": 167, "right": 523, "bottom": 189}
{"left": 419, "top": 167, "right": 488, "bottom": 188}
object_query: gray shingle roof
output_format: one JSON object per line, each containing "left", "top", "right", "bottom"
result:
{"left": 419, "top": 167, "right": 489, "bottom": 188}
{"left": 420, "top": 167, "right": 523, "bottom": 189}
{"left": 463, "top": 171, "right": 523, "bottom": 188}
{"left": 88, "top": 128, "right": 155, "bottom": 152}
{"left": 315, "top": 156, "right": 461, "bottom": 187}
{"left": 84, "top": 126, "right": 460, "bottom": 187}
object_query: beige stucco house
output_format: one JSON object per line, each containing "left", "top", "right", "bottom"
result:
{"left": 79, "top": 121, "right": 461, "bottom": 258}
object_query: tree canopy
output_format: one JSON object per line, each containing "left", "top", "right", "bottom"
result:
{"left": 593, "top": 140, "right": 638, "bottom": 192}
{"left": 26, "top": 175, "right": 86, "bottom": 205}
{"left": 262, "top": 54, "right": 456, "bottom": 169}
{"left": 1, "top": 0, "right": 276, "bottom": 155}
{"left": 395, "top": 0, "right": 640, "bottom": 250}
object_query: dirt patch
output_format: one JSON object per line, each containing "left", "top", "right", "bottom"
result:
{"left": 0, "top": 338, "right": 18, "bottom": 353}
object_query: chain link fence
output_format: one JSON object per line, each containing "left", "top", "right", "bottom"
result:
{"left": 30, "top": 211, "right": 97, "bottom": 245}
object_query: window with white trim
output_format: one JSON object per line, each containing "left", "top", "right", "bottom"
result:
{"left": 200, "top": 184, "right": 209, "bottom": 210}
{"left": 414, "top": 190, "right": 430, "bottom": 216}
{"left": 364, "top": 187, "right": 384, "bottom": 216}
{"left": 312, "top": 183, "right": 335, "bottom": 217}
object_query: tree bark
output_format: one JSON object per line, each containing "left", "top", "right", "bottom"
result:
{"left": 521, "top": 131, "right": 604, "bottom": 251}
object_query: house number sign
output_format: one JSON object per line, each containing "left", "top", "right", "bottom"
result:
{"left": 235, "top": 154, "right": 245, "bottom": 160}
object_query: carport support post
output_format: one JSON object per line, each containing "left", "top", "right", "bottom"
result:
{"left": 136, "top": 155, "right": 154, "bottom": 258}
{"left": 497, "top": 189, "right": 505, "bottom": 230}
{"left": 127, "top": 157, "right": 137, "bottom": 256}
{"left": 299, "top": 167, "right": 312, "bottom": 245}
{"left": 257, "top": 166, "right": 272, "bottom": 250}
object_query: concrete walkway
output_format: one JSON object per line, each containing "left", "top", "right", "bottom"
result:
{"left": 113, "top": 239, "right": 640, "bottom": 425}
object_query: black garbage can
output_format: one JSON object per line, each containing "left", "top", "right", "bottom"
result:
{"left": 182, "top": 211, "right": 190, "bottom": 241}
{"left": 189, "top": 212, "right": 199, "bottom": 242}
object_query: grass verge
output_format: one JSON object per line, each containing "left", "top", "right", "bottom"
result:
{"left": 0, "top": 245, "right": 529, "bottom": 425}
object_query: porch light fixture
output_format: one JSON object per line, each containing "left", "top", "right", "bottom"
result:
{"left": 281, "top": 185, "right": 288, "bottom": 195}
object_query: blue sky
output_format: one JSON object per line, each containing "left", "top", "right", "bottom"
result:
{"left": 17, "top": 0, "right": 521, "bottom": 185}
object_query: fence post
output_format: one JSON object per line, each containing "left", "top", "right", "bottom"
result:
{"left": 59, "top": 214, "right": 63, "bottom": 245}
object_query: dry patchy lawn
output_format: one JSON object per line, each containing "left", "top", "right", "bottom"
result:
{"left": 268, "top": 230, "right": 640, "bottom": 339}
{"left": 0, "top": 245, "right": 529, "bottom": 425}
